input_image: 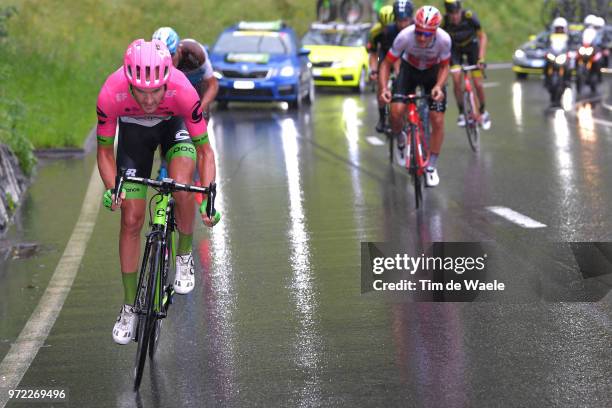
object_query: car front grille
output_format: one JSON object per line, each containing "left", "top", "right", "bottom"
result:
{"left": 312, "top": 61, "right": 333, "bottom": 68}
{"left": 221, "top": 70, "right": 269, "bottom": 79}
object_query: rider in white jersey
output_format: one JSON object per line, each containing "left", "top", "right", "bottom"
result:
{"left": 379, "top": 5, "right": 451, "bottom": 187}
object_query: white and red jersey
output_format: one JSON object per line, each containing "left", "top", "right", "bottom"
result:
{"left": 386, "top": 25, "right": 452, "bottom": 70}
{"left": 96, "top": 66, "right": 207, "bottom": 140}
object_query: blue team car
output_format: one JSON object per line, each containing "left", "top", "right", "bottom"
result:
{"left": 210, "top": 21, "right": 315, "bottom": 110}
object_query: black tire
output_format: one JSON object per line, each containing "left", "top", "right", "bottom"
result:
{"left": 340, "top": 0, "right": 364, "bottom": 24}
{"left": 289, "top": 85, "right": 302, "bottom": 110}
{"left": 133, "top": 237, "right": 161, "bottom": 391}
{"left": 149, "top": 227, "right": 173, "bottom": 359}
{"left": 463, "top": 91, "right": 480, "bottom": 152}
{"left": 576, "top": 68, "right": 583, "bottom": 94}
{"left": 317, "top": 0, "right": 337, "bottom": 22}
{"left": 515, "top": 72, "right": 528, "bottom": 80}
{"left": 305, "top": 77, "right": 315, "bottom": 105}
{"left": 387, "top": 131, "right": 394, "bottom": 164}
{"left": 409, "top": 126, "right": 422, "bottom": 209}
{"left": 353, "top": 67, "right": 367, "bottom": 93}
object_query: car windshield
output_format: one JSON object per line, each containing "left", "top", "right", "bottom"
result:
{"left": 213, "top": 31, "right": 293, "bottom": 54}
{"left": 302, "top": 30, "right": 366, "bottom": 47}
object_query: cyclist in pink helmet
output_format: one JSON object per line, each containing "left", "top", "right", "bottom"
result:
{"left": 379, "top": 5, "right": 451, "bottom": 187}
{"left": 97, "top": 39, "right": 219, "bottom": 345}
{"left": 124, "top": 39, "right": 173, "bottom": 89}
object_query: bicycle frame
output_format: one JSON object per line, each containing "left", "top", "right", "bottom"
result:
{"left": 462, "top": 65, "right": 481, "bottom": 124}
{"left": 405, "top": 96, "right": 430, "bottom": 175}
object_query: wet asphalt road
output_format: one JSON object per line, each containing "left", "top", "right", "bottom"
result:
{"left": 0, "top": 68, "right": 611, "bottom": 407}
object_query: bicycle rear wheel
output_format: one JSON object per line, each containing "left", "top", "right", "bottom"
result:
{"left": 340, "top": 0, "right": 364, "bottom": 24}
{"left": 463, "top": 91, "right": 480, "bottom": 153}
{"left": 409, "top": 126, "right": 423, "bottom": 209}
{"left": 133, "top": 236, "right": 161, "bottom": 390}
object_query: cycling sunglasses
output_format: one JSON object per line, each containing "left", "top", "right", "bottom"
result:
{"left": 415, "top": 30, "right": 434, "bottom": 38}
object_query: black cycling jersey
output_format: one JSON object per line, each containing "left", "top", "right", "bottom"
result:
{"left": 441, "top": 9, "right": 481, "bottom": 48}
{"left": 368, "top": 23, "right": 403, "bottom": 60}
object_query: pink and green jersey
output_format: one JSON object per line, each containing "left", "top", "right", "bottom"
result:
{"left": 96, "top": 66, "right": 208, "bottom": 144}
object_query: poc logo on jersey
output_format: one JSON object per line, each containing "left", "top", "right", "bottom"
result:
{"left": 175, "top": 130, "right": 190, "bottom": 141}
{"left": 165, "top": 89, "right": 177, "bottom": 98}
{"left": 125, "top": 168, "right": 137, "bottom": 177}
{"left": 116, "top": 93, "right": 128, "bottom": 102}
{"left": 172, "top": 145, "right": 195, "bottom": 154}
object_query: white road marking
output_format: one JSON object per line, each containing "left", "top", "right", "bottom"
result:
{"left": 0, "top": 167, "right": 104, "bottom": 408}
{"left": 366, "top": 136, "right": 386, "bottom": 146}
{"left": 483, "top": 82, "right": 500, "bottom": 88}
{"left": 486, "top": 206, "right": 547, "bottom": 229}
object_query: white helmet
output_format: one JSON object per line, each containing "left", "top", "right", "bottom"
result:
{"left": 584, "top": 14, "right": 597, "bottom": 27}
{"left": 593, "top": 17, "right": 605, "bottom": 29}
{"left": 551, "top": 17, "right": 568, "bottom": 33}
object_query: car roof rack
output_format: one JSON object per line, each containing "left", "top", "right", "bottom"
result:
{"left": 237, "top": 21, "right": 286, "bottom": 31}
{"left": 309, "top": 22, "right": 371, "bottom": 32}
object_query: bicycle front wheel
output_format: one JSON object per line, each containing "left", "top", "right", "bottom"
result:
{"left": 149, "top": 227, "right": 174, "bottom": 359}
{"left": 463, "top": 91, "right": 480, "bottom": 153}
{"left": 409, "top": 125, "right": 423, "bottom": 209}
{"left": 133, "top": 236, "right": 162, "bottom": 390}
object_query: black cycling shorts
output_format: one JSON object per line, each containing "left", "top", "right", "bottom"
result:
{"left": 450, "top": 41, "right": 479, "bottom": 68}
{"left": 392, "top": 60, "right": 447, "bottom": 113}
{"left": 116, "top": 116, "right": 195, "bottom": 180}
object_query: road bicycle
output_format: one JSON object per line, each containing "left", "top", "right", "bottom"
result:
{"left": 388, "top": 93, "right": 431, "bottom": 209}
{"left": 113, "top": 171, "right": 219, "bottom": 390}
{"left": 460, "top": 64, "right": 486, "bottom": 153}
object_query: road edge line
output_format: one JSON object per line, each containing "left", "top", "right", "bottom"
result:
{"left": 0, "top": 167, "right": 103, "bottom": 407}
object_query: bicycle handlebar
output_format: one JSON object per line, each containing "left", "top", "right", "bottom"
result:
{"left": 114, "top": 170, "right": 218, "bottom": 219}
{"left": 462, "top": 64, "right": 487, "bottom": 79}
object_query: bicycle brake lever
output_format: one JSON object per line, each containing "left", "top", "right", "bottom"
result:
{"left": 114, "top": 169, "right": 126, "bottom": 207}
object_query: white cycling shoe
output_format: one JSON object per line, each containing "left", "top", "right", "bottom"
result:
{"left": 394, "top": 132, "right": 407, "bottom": 167}
{"left": 425, "top": 167, "right": 440, "bottom": 187}
{"left": 481, "top": 111, "right": 492, "bottom": 130}
{"left": 457, "top": 114, "right": 466, "bottom": 127}
{"left": 112, "top": 304, "right": 137, "bottom": 345}
{"left": 174, "top": 253, "right": 195, "bottom": 295}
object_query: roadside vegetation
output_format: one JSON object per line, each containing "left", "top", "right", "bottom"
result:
{"left": 0, "top": 6, "right": 36, "bottom": 175}
{"left": 1, "top": 0, "right": 539, "bottom": 154}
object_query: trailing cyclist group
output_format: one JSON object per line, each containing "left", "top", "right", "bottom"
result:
{"left": 369, "top": 0, "right": 491, "bottom": 189}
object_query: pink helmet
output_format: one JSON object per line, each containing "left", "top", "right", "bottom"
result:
{"left": 123, "top": 39, "right": 172, "bottom": 89}
{"left": 415, "top": 6, "right": 442, "bottom": 32}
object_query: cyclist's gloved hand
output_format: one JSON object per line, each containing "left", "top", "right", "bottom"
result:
{"left": 369, "top": 70, "right": 378, "bottom": 81}
{"left": 199, "top": 199, "right": 221, "bottom": 227}
{"left": 478, "top": 59, "right": 487, "bottom": 70}
{"left": 103, "top": 188, "right": 126, "bottom": 211}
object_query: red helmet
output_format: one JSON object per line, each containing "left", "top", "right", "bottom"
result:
{"left": 123, "top": 39, "right": 173, "bottom": 89}
{"left": 415, "top": 6, "right": 442, "bottom": 32}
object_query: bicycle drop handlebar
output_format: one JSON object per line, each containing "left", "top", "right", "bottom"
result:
{"left": 113, "top": 170, "right": 218, "bottom": 219}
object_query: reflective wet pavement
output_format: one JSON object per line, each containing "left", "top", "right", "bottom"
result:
{"left": 1, "top": 69, "right": 611, "bottom": 407}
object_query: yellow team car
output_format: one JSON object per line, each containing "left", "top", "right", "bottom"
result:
{"left": 302, "top": 22, "right": 371, "bottom": 92}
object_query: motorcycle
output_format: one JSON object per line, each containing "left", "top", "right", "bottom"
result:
{"left": 545, "top": 34, "right": 571, "bottom": 107}
{"left": 576, "top": 27, "right": 603, "bottom": 95}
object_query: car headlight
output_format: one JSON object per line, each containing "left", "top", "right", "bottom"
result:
{"left": 547, "top": 53, "right": 556, "bottom": 61}
{"left": 213, "top": 71, "right": 223, "bottom": 79}
{"left": 280, "top": 66, "right": 295, "bottom": 77}
{"left": 514, "top": 49, "right": 526, "bottom": 59}
{"left": 555, "top": 54, "right": 567, "bottom": 65}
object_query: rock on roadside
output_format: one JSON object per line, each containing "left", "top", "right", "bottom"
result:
{"left": 0, "top": 144, "right": 28, "bottom": 236}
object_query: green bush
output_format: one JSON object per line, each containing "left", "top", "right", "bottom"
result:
{"left": 0, "top": 5, "right": 36, "bottom": 176}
